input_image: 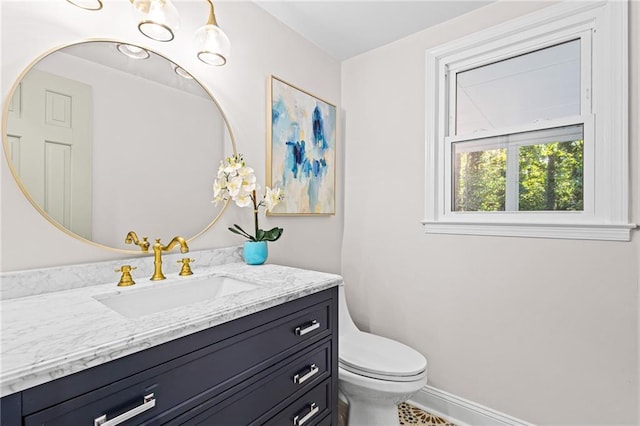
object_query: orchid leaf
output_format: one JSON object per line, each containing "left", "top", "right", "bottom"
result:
{"left": 228, "top": 225, "right": 254, "bottom": 241}
{"left": 262, "top": 227, "right": 283, "bottom": 242}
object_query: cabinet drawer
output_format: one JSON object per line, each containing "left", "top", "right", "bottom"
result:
{"left": 24, "top": 364, "right": 173, "bottom": 426}
{"left": 24, "top": 300, "right": 332, "bottom": 426}
{"left": 264, "top": 379, "right": 332, "bottom": 426}
{"left": 179, "top": 341, "right": 332, "bottom": 425}
{"left": 187, "top": 379, "right": 332, "bottom": 426}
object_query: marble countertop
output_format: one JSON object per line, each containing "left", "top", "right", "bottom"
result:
{"left": 0, "top": 261, "right": 342, "bottom": 397}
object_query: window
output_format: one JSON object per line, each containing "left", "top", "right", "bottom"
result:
{"left": 424, "top": 1, "right": 633, "bottom": 240}
{"left": 452, "top": 125, "right": 585, "bottom": 213}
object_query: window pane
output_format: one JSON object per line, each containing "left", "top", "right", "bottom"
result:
{"left": 452, "top": 124, "right": 583, "bottom": 212}
{"left": 453, "top": 147, "right": 506, "bottom": 211}
{"left": 519, "top": 139, "right": 583, "bottom": 211}
{"left": 455, "top": 39, "right": 581, "bottom": 135}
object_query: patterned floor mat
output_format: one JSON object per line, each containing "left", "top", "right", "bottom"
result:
{"left": 398, "top": 402, "right": 456, "bottom": 425}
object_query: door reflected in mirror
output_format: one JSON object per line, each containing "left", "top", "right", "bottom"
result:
{"left": 3, "top": 41, "right": 235, "bottom": 251}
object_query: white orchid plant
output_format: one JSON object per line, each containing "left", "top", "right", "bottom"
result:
{"left": 213, "top": 154, "right": 284, "bottom": 242}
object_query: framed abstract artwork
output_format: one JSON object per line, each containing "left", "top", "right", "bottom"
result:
{"left": 267, "top": 75, "right": 336, "bottom": 215}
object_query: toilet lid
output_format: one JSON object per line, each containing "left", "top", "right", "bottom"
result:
{"left": 339, "top": 332, "right": 427, "bottom": 381}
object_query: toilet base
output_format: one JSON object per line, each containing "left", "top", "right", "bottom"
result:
{"left": 338, "top": 367, "right": 427, "bottom": 426}
{"left": 343, "top": 396, "right": 405, "bottom": 426}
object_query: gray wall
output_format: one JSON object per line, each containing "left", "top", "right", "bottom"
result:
{"left": 340, "top": 1, "right": 639, "bottom": 424}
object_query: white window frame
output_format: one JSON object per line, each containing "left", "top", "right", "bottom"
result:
{"left": 423, "top": 0, "right": 634, "bottom": 241}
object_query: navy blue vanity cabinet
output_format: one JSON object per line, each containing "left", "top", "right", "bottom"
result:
{"left": 0, "top": 287, "right": 338, "bottom": 426}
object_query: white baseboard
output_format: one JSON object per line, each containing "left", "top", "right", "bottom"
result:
{"left": 408, "top": 385, "right": 535, "bottom": 426}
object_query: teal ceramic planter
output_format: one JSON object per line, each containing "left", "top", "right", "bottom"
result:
{"left": 243, "top": 241, "right": 268, "bottom": 265}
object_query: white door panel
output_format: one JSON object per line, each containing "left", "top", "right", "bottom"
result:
{"left": 6, "top": 69, "right": 93, "bottom": 239}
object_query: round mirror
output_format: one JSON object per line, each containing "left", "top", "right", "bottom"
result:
{"left": 2, "top": 40, "right": 235, "bottom": 252}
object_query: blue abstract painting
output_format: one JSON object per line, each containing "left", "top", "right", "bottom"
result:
{"left": 269, "top": 76, "right": 336, "bottom": 215}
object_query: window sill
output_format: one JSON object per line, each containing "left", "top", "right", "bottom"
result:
{"left": 421, "top": 221, "right": 636, "bottom": 241}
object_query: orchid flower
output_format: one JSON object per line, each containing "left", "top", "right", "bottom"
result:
{"left": 213, "top": 154, "right": 284, "bottom": 242}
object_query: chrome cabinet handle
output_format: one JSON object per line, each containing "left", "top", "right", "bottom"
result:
{"left": 295, "top": 320, "right": 319, "bottom": 336}
{"left": 293, "top": 402, "right": 319, "bottom": 426}
{"left": 93, "top": 393, "right": 156, "bottom": 426}
{"left": 293, "top": 364, "right": 319, "bottom": 384}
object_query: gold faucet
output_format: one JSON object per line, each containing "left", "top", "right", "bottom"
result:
{"left": 125, "top": 231, "right": 150, "bottom": 252}
{"left": 151, "top": 236, "right": 189, "bottom": 281}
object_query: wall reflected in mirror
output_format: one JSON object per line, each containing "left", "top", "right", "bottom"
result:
{"left": 3, "top": 41, "right": 234, "bottom": 251}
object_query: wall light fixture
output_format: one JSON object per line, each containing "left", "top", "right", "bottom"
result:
{"left": 66, "top": 0, "right": 230, "bottom": 66}
{"left": 195, "top": 0, "right": 230, "bottom": 66}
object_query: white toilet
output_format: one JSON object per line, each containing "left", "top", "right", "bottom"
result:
{"left": 338, "top": 285, "right": 428, "bottom": 426}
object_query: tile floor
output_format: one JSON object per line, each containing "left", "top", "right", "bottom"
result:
{"left": 338, "top": 400, "right": 456, "bottom": 426}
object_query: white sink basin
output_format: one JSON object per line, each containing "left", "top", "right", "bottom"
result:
{"left": 94, "top": 275, "right": 259, "bottom": 318}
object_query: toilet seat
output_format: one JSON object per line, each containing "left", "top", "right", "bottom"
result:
{"left": 339, "top": 331, "right": 427, "bottom": 382}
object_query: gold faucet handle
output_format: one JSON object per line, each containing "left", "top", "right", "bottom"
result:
{"left": 115, "top": 265, "right": 137, "bottom": 286}
{"left": 138, "top": 237, "right": 150, "bottom": 251}
{"left": 124, "top": 231, "right": 150, "bottom": 252}
{"left": 177, "top": 258, "right": 195, "bottom": 276}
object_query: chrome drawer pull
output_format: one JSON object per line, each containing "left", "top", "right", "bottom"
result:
{"left": 93, "top": 393, "right": 156, "bottom": 426}
{"left": 293, "top": 402, "right": 319, "bottom": 426}
{"left": 293, "top": 364, "right": 319, "bottom": 384}
{"left": 295, "top": 320, "right": 319, "bottom": 336}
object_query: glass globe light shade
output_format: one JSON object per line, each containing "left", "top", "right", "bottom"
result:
{"left": 116, "top": 44, "right": 150, "bottom": 60}
{"left": 66, "top": 0, "right": 103, "bottom": 11}
{"left": 195, "top": 24, "right": 230, "bottom": 66}
{"left": 132, "top": 0, "right": 179, "bottom": 42}
{"left": 173, "top": 65, "right": 194, "bottom": 79}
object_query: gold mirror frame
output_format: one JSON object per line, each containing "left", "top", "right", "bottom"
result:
{"left": 1, "top": 39, "right": 236, "bottom": 254}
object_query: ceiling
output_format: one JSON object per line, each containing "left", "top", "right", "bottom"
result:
{"left": 253, "top": 1, "right": 494, "bottom": 60}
